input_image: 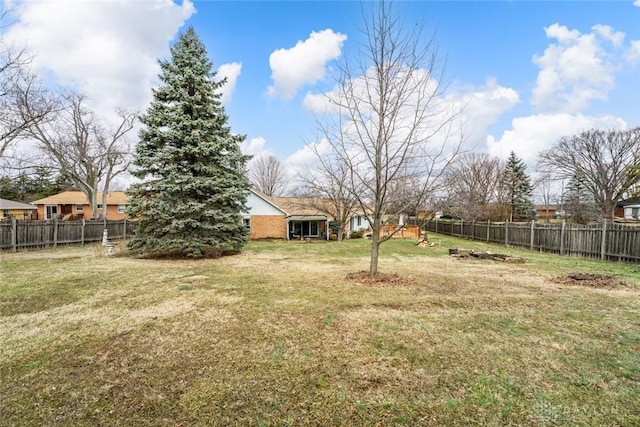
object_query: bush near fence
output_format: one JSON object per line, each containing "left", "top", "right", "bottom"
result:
{"left": 0, "top": 218, "right": 138, "bottom": 251}
{"left": 423, "top": 219, "right": 640, "bottom": 264}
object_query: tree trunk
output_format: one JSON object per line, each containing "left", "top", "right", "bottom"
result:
{"left": 369, "top": 224, "right": 380, "bottom": 276}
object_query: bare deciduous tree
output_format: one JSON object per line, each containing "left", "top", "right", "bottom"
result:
{"left": 20, "top": 92, "right": 137, "bottom": 219}
{"left": 296, "top": 144, "right": 359, "bottom": 241}
{"left": 317, "top": 1, "right": 464, "bottom": 275}
{"left": 250, "top": 155, "right": 288, "bottom": 197}
{"left": 538, "top": 128, "right": 640, "bottom": 220}
{"left": 0, "top": 8, "right": 56, "bottom": 159}
{"left": 443, "top": 153, "right": 503, "bottom": 220}
{"left": 533, "top": 170, "right": 559, "bottom": 223}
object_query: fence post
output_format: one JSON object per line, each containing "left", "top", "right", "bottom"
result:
{"left": 123, "top": 218, "right": 127, "bottom": 239}
{"left": 53, "top": 217, "right": 58, "bottom": 247}
{"left": 600, "top": 221, "right": 607, "bottom": 261}
{"left": 530, "top": 220, "right": 535, "bottom": 251}
{"left": 11, "top": 217, "right": 17, "bottom": 253}
{"left": 81, "top": 219, "right": 85, "bottom": 246}
{"left": 505, "top": 222, "right": 509, "bottom": 246}
{"left": 434, "top": 219, "right": 437, "bottom": 234}
{"left": 486, "top": 220, "right": 490, "bottom": 242}
{"left": 560, "top": 220, "right": 566, "bottom": 255}
{"left": 460, "top": 219, "right": 464, "bottom": 237}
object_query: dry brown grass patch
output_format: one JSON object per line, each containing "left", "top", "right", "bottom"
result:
{"left": 551, "top": 272, "right": 632, "bottom": 289}
{"left": 345, "top": 271, "right": 413, "bottom": 286}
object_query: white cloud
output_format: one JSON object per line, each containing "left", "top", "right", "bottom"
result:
{"left": 284, "top": 138, "right": 333, "bottom": 180}
{"left": 635, "top": 0, "right": 640, "bottom": 7}
{"left": 302, "top": 91, "right": 339, "bottom": 114}
{"left": 240, "top": 136, "right": 272, "bottom": 158}
{"left": 5, "top": 0, "right": 195, "bottom": 121}
{"left": 216, "top": 62, "right": 242, "bottom": 105}
{"left": 267, "top": 29, "right": 347, "bottom": 100}
{"left": 591, "top": 24, "right": 625, "bottom": 48}
{"left": 305, "top": 74, "right": 519, "bottom": 153}
{"left": 531, "top": 23, "right": 623, "bottom": 113}
{"left": 486, "top": 113, "right": 628, "bottom": 165}
{"left": 449, "top": 78, "right": 520, "bottom": 147}
{"left": 626, "top": 40, "right": 640, "bottom": 64}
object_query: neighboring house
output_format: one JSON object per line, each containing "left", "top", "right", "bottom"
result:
{"left": 535, "top": 205, "right": 559, "bottom": 221}
{"left": 347, "top": 213, "right": 371, "bottom": 236}
{"left": 270, "top": 196, "right": 330, "bottom": 240}
{"left": 243, "top": 191, "right": 332, "bottom": 240}
{"left": 616, "top": 197, "right": 640, "bottom": 220}
{"left": 31, "top": 191, "right": 129, "bottom": 220}
{"left": 0, "top": 198, "right": 38, "bottom": 220}
{"left": 242, "top": 190, "right": 288, "bottom": 239}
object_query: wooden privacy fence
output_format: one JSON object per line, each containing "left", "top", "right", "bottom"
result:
{"left": 0, "top": 218, "right": 138, "bottom": 252}
{"left": 423, "top": 219, "right": 640, "bottom": 264}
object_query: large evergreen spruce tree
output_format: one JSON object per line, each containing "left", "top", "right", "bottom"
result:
{"left": 127, "top": 27, "right": 251, "bottom": 258}
{"left": 500, "top": 151, "right": 535, "bottom": 221}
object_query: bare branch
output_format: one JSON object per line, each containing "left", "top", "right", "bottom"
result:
{"left": 538, "top": 128, "right": 640, "bottom": 219}
{"left": 249, "top": 155, "right": 288, "bottom": 197}
{"left": 314, "top": 1, "right": 464, "bottom": 275}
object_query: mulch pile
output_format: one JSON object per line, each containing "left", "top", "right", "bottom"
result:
{"left": 552, "top": 273, "right": 631, "bottom": 289}
{"left": 345, "top": 271, "right": 412, "bottom": 286}
{"left": 450, "top": 249, "right": 526, "bottom": 263}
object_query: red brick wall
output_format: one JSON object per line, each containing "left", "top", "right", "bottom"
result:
{"left": 36, "top": 203, "right": 127, "bottom": 220}
{"left": 250, "top": 215, "right": 286, "bottom": 239}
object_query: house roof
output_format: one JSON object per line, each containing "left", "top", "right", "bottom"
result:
{"left": 31, "top": 191, "right": 129, "bottom": 205}
{"left": 270, "top": 196, "right": 329, "bottom": 218}
{"left": 617, "top": 197, "right": 640, "bottom": 207}
{"left": 0, "top": 198, "right": 38, "bottom": 210}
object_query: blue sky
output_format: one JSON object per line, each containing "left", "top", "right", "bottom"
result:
{"left": 4, "top": 0, "right": 640, "bottom": 178}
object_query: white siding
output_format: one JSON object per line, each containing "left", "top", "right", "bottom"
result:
{"left": 624, "top": 205, "right": 640, "bottom": 219}
{"left": 244, "top": 192, "right": 286, "bottom": 216}
{"left": 350, "top": 215, "right": 370, "bottom": 231}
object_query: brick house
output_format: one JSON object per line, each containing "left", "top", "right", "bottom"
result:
{"left": 31, "top": 191, "right": 129, "bottom": 220}
{"left": 243, "top": 190, "right": 288, "bottom": 239}
{"left": 245, "top": 191, "right": 330, "bottom": 240}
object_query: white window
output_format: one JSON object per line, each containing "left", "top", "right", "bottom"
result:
{"left": 118, "top": 205, "right": 126, "bottom": 213}
{"left": 243, "top": 217, "right": 251, "bottom": 231}
{"left": 76, "top": 204, "right": 83, "bottom": 212}
{"left": 2, "top": 209, "right": 9, "bottom": 218}
{"left": 46, "top": 205, "right": 58, "bottom": 220}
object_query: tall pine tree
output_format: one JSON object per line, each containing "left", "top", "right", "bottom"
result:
{"left": 127, "top": 27, "right": 251, "bottom": 258}
{"left": 500, "top": 151, "right": 535, "bottom": 221}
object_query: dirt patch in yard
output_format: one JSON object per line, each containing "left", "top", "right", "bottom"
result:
{"left": 345, "top": 271, "right": 412, "bottom": 286}
{"left": 552, "top": 273, "right": 632, "bottom": 289}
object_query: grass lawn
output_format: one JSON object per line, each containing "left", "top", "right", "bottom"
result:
{"left": 1, "top": 235, "right": 639, "bottom": 426}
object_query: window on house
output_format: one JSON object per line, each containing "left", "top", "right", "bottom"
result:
{"left": 632, "top": 207, "right": 640, "bottom": 219}
{"left": 118, "top": 205, "right": 126, "bottom": 213}
{"left": 309, "top": 221, "right": 318, "bottom": 236}
{"left": 46, "top": 205, "right": 57, "bottom": 219}
{"left": 23, "top": 209, "right": 31, "bottom": 219}
{"left": 76, "top": 204, "right": 83, "bottom": 211}
{"left": 243, "top": 217, "right": 251, "bottom": 231}
{"left": 2, "top": 209, "right": 9, "bottom": 218}
{"left": 357, "top": 216, "right": 362, "bottom": 226}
